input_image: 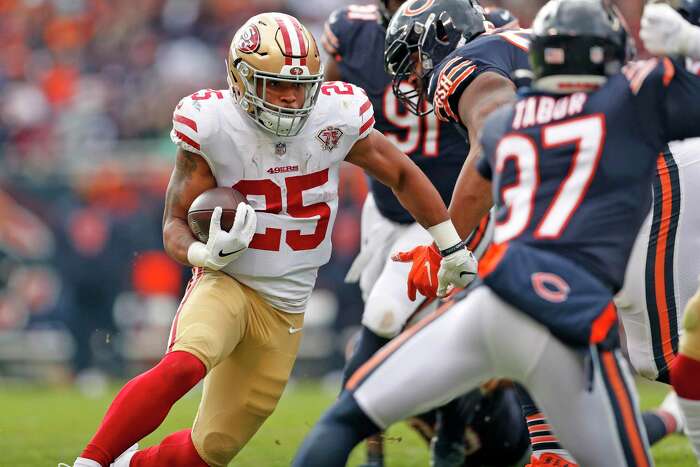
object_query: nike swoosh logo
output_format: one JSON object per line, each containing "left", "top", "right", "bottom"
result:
{"left": 288, "top": 326, "right": 303, "bottom": 334}
{"left": 218, "top": 247, "right": 245, "bottom": 258}
{"left": 425, "top": 261, "right": 432, "bottom": 287}
{"left": 460, "top": 271, "right": 476, "bottom": 278}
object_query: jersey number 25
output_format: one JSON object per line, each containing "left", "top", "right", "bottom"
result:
{"left": 234, "top": 169, "right": 330, "bottom": 251}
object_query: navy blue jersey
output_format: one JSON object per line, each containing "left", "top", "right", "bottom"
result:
{"left": 479, "top": 57, "right": 700, "bottom": 294}
{"left": 428, "top": 30, "right": 532, "bottom": 128}
{"left": 484, "top": 7, "right": 519, "bottom": 29}
{"left": 323, "top": 5, "right": 468, "bottom": 223}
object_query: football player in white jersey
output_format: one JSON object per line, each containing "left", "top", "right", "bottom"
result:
{"left": 66, "top": 12, "right": 476, "bottom": 467}
{"left": 618, "top": 1, "right": 700, "bottom": 459}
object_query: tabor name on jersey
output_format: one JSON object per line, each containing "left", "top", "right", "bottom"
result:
{"left": 512, "top": 92, "right": 588, "bottom": 130}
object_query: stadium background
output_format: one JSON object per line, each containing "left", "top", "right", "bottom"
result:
{"left": 4, "top": 2, "right": 694, "bottom": 466}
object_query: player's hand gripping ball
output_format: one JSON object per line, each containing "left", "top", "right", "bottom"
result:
{"left": 186, "top": 187, "right": 257, "bottom": 270}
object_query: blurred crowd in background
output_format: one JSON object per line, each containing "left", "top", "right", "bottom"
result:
{"left": 0, "top": 0, "right": 644, "bottom": 388}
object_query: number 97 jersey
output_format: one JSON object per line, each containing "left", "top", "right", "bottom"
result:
{"left": 478, "top": 57, "right": 700, "bottom": 293}
{"left": 170, "top": 84, "right": 375, "bottom": 313}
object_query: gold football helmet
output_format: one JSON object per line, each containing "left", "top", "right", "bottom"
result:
{"left": 227, "top": 13, "right": 324, "bottom": 137}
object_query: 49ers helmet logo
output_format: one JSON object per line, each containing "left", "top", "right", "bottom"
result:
{"left": 316, "top": 127, "right": 343, "bottom": 151}
{"left": 237, "top": 25, "right": 261, "bottom": 53}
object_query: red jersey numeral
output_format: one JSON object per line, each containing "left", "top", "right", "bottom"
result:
{"left": 233, "top": 179, "right": 282, "bottom": 251}
{"left": 321, "top": 82, "right": 356, "bottom": 96}
{"left": 191, "top": 89, "right": 224, "bottom": 100}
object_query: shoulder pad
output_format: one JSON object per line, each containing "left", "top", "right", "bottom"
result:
{"left": 170, "top": 89, "right": 224, "bottom": 156}
{"left": 318, "top": 81, "right": 375, "bottom": 140}
{"left": 431, "top": 55, "right": 478, "bottom": 123}
{"left": 322, "top": 5, "right": 380, "bottom": 57}
{"left": 430, "top": 31, "right": 531, "bottom": 123}
{"left": 622, "top": 58, "right": 674, "bottom": 95}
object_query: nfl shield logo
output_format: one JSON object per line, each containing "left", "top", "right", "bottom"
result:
{"left": 275, "top": 142, "right": 286, "bottom": 156}
{"left": 316, "top": 127, "right": 343, "bottom": 151}
{"left": 544, "top": 47, "right": 565, "bottom": 65}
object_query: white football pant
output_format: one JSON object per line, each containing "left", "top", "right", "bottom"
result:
{"left": 352, "top": 286, "right": 653, "bottom": 467}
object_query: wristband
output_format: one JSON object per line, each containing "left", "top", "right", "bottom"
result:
{"left": 439, "top": 240, "right": 467, "bottom": 257}
{"left": 187, "top": 241, "right": 208, "bottom": 267}
{"left": 427, "top": 220, "right": 463, "bottom": 252}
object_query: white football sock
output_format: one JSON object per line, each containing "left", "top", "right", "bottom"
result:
{"left": 73, "top": 458, "right": 102, "bottom": 467}
{"left": 678, "top": 396, "right": 700, "bottom": 460}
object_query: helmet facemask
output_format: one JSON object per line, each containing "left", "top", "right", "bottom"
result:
{"left": 384, "top": 1, "right": 487, "bottom": 116}
{"left": 228, "top": 57, "right": 323, "bottom": 137}
{"left": 385, "top": 14, "right": 460, "bottom": 116}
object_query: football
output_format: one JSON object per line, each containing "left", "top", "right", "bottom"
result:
{"left": 187, "top": 187, "right": 249, "bottom": 243}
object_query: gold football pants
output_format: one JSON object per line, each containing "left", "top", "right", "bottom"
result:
{"left": 168, "top": 268, "right": 304, "bottom": 466}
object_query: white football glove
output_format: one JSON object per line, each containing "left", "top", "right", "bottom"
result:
{"left": 641, "top": 3, "right": 700, "bottom": 59}
{"left": 187, "top": 203, "right": 257, "bottom": 270}
{"left": 437, "top": 246, "right": 478, "bottom": 297}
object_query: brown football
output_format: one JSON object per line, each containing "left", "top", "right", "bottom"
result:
{"left": 187, "top": 187, "right": 249, "bottom": 243}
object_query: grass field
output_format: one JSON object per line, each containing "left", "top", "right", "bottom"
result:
{"left": 0, "top": 378, "right": 696, "bottom": 466}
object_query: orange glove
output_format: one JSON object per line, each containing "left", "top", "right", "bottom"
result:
{"left": 392, "top": 243, "right": 442, "bottom": 301}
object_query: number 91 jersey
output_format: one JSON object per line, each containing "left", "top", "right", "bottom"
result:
{"left": 322, "top": 4, "right": 468, "bottom": 224}
{"left": 171, "top": 84, "right": 375, "bottom": 312}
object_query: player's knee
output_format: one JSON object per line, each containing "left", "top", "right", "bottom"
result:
{"left": 196, "top": 430, "right": 240, "bottom": 467}
{"left": 361, "top": 295, "right": 405, "bottom": 338}
{"left": 329, "top": 391, "right": 382, "bottom": 436}
{"left": 627, "top": 350, "right": 660, "bottom": 382}
{"left": 156, "top": 351, "right": 206, "bottom": 391}
{"left": 680, "top": 290, "right": 700, "bottom": 360}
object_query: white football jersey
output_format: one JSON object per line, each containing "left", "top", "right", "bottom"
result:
{"left": 171, "top": 83, "right": 375, "bottom": 312}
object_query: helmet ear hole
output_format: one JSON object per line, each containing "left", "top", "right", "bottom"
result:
{"left": 435, "top": 20, "right": 448, "bottom": 43}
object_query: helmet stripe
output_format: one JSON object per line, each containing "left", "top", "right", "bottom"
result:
{"left": 275, "top": 18, "right": 294, "bottom": 65}
{"left": 289, "top": 16, "right": 308, "bottom": 66}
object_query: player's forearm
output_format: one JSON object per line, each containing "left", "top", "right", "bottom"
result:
{"left": 449, "top": 154, "right": 493, "bottom": 239}
{"left": 163, "top": 217, "right": 198, "bottom": 266}
{"left": 392, "top": 165, "right": 450, "bottom": 229}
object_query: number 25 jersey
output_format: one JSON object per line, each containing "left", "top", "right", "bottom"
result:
{"left": 171, "top": 84, "right": 375, "bottom": 312}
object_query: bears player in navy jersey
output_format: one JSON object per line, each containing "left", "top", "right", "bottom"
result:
{"left": 388, "top": 0, "right": 678, "bottom": 463}
{"left": 384, "top": 1, "right": 572, "bottom": 463}
{"left": 484, "top": 6, "right": 520, "bottom": 29}
{"left": 322, "top": 2, "right": 507, "bottom": 466}
{"left": 292, "top": 0, "right": 700, "bottom": 465}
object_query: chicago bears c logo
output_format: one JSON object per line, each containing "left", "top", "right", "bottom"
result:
{"left": 531, "top": 272, "right": 570, "bottom": 303}
{"left": 238, "top": 25, "right": 261, "bottom": 53}
{"left": 316, "top": 127, "right": 343, "bottom": 151}
{"left": 403, "top": 0, "right": 436, "bottom": 16}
